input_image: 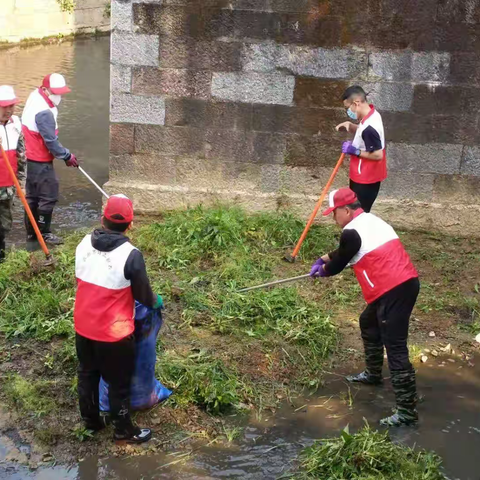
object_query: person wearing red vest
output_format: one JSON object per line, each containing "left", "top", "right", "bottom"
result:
{"left": 310, "top": 188, "right": 420, "bottom": 427}
{"left": 22, "top": 73, "right": 79, "bottom": 248}
{"left": 74, "top": 194, "right": 162, "bottom": 443}
{"left": 336, "top": 86, "right": 387, "bottom": 213}
{"left": 0, "top": 86, "right": 26, "bottom": 262}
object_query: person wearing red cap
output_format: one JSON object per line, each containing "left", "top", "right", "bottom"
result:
{"left": 74, "top": 194, "right": 162, "bottom": 443}
{"left": 310, "top": 187, "right": 420, "bottom": 427}
{"left": 21, "top": 73, "right": 79, "bottom": 247}
{"left": 336, "top": 86, "right": 387, "bottom": 213}
{"left": 0, "top": 85, "right": 26, "bottom": 262}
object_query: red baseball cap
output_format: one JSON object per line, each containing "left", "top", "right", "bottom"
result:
{"left": 0, "top": 85, "right": 20, "bottom": 107}
{"left": 42, "top": 73, "right": 71, "bottom": 95}
{"left": 103, "top": 194, "right": 134, "bottom": 223}
{"left": 322, "top": 188, "right": 357, "bottom": 216}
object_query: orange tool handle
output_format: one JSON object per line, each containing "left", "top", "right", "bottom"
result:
{"left": 0, "top": 144, "right": 51, "bottom": 259}
{"left": 290, "top": 153, "right": 346, "bottom": 259}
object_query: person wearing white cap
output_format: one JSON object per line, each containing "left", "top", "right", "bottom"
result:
{"left": 0, "top": 85, "right": 26, "bottom": 262}
{"left": 21, "top": 73, "right": 79, "bottom": 247}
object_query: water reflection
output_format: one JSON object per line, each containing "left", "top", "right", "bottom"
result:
{"left": 0, "top": 36, "right": 110, "bottom": 244}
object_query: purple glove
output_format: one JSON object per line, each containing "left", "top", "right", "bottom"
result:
{"left": 310, "top": 258, "right": 328, "bottom": 278}
{"left": 65, "top": 153, "right": 79, "bottom": 168}
{"left": 342, "top": 141, "right": 360, "bottom": 157}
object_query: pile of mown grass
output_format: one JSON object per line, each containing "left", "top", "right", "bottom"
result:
{"left": 292, "top": 425, "right": 445, "bottom": 480}
{"left": 0, "top": 206, "right": 339, "bottom": 418}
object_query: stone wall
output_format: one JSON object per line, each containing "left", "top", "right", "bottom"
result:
{"left": 108, "top": 0, "right": 480, "bottom": 235}
{"left": 0, "top": 0, "right": 110, "bottom": 43}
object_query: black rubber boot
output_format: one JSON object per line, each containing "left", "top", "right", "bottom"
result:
{"left": 25, "top": 206, "right": 39, "bottom": 245}
{"left": 111, "top": 404, "right": 152, "bottom": 444}
{"left": 380, "top": 368, "right": 418, "bottom": 427}
{"left": 38, "top": 211, "right": 63, "bottom": 246}
{"left": 346, "top": 341, "right": 384, "bottom": 385}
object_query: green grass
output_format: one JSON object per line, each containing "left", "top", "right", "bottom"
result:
{"left": 3, "top": 375, "right": 57, "bottom": 418}
{"left": 292, "top": 425, "right": 445, "bottom": 480}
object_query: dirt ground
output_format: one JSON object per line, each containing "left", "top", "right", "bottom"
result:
{"left": 0, "top": 227, "right": 479, "bottom": 469}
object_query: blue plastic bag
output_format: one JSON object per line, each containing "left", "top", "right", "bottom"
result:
{"left": 99, "top": 302, "right": 172, "bottom": 411}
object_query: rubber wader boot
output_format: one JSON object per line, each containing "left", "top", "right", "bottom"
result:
{"left": 380, "top": 368, "right": 418, "bottom": 427}
{"left": 346, "top": 341, "right": 384, "bottom": 385}
{"left": 38, "top": 212, "right": 63, "bottom": 246}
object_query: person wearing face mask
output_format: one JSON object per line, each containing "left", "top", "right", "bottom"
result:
{"left": 336, "top": 86, "right": 387, "bottom": 213}
{"left": 21, "top": 73, "right": 79, "bottom": 247}
{"left": 0, "top": 86, "right": 26, "bottom": 262}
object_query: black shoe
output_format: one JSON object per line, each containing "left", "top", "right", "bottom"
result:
{"left": 26, "top": 235, "right": 41, "bottom": 252}
{"left": 42, "top": 232, "right": 64, "bottom": 246}
{"left": 345, "top": 370, "right": 383, "bottom": 385}
{"left": 114, "top": 427, "right": 152, "bottom": 444}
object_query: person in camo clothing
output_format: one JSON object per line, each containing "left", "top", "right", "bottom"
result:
{"left": 310, "top": 187, "right": 420, "bottom": 427}
{"left": 0, "top": 86, "right": 26, "bottom": 262}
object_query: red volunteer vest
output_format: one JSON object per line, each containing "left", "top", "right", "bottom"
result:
{"left": 0, "top": 116, "right": 21, "bottom": 187}
{"left": 345, "top": 212, "right": 418, "bottom": 304}
{"left": 74, "top": 234, "right": 136, "bottom": 342}
{"left": 349, "top": 106, "right": 387, "bottom": 184}
{"left": 21, "top": 88, "right": 58, "bottom": 163}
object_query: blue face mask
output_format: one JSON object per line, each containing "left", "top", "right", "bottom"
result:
{"left": 347, "top": 107, "right": 357, "bottom": 120}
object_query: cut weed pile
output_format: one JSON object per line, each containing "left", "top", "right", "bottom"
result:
{"left": 0, "top": 205, "right": 479, "bottom": 463}
{"left": 292, "top": 424, "right": 445, "bottom": 479}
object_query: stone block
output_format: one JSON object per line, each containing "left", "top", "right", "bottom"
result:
{"left": 286, "top": 134, "right": 345, "bottom": 167}
{"left": 110, "top": 124, "right": 135, "bottom": 155}
{"left": 387, "top": 143, "right": 462, "bottom": 175}
{"left": 367, "top": 17, "right": 437, "bottom": 51}
{"left": 112, "top": 0, "right": 133, "bottom": 32}
{"left": 435, "top": 21, "right": 480, "bottom": 53}
{"left": 429, "top": 115, "right": 477, "bottom": 145}
{"left": 253, "top": 105, "right": 344, "bottom": 135}
{"left": 176, "top": 157, "right": 224, "bottom": 189}
{"left": 368, "top": 52, "right": 412, "bottom": 82}
{"left": 382, "top": 112, "right": 432, "bottom": 144}
{"left": 110, "top": 154, "right": 176, "bottom": 186}
{"left": 412, "top": 85, "right": 478, "bottom": 117}
{"left": 461, "top": 146, "right": 480, "bottom": 176}
{"left": 205, "top": 130, "right": 253, "bottom": 162}
{"left": 361, "top": 82, "right": 413, "bottom": 112}
{"left": 243, "top": 44, "right": 367, "bottom": 79}
{"left": 411, "top": 52, "right": 451, "bottom": 83}
{"left": 293, "top": 79, "right": 349, "bottom": 108}
{"left": 111, "top": 65, "right": 132, "bottom": 93}
{"left": 132, "top": 67, "right": 212, "bottom": 99}
{"left": 111, "top": 32, "right": 159, "bottom": 67}
{"left": 261, "top": 164, "right": 282, "bottom": 192}
{"left": 381, "top": 172, "right": 434, "bottom": 201}
{"left": 222, "top": 161, "right": 262, "bottom": 191}
{"left": 165, "top": 99, "right": 253, "bottom": 130}
{"left": 280, "top": 165, "right": 349, "bottom": 195}
{"left": 252, "top": 133, "right": 286, "bottom": 164}
{"left": 436, "top": 0, "right": 480, "bottom": 24}
{"left": 159, "top": 37, "right": 241, "bottom": 71}
{"left": 433, "top": 175, "right": 480, "bottom": 203}
{"left": 449, "top": 53, "right": 480, "bottom": 85}
{"left": 276, "top": 13, "right": 343, "bottom": 47}
{"left": 211, "top": 72, "right": 295, "bottom": 105}
{"left": 110, "top": 93, "right": 166, "bottom": 125}
{"left": 135, "top": 125, "right": 205, "bottom": 156}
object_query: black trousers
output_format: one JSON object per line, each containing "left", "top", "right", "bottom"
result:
{"left": 76, "top": 333, "right": 135, "bottom": 430}
{"left": 350, "top": 179, "right": 381, "bottom": 213}
{"left": 360, "top": 278, "right": 420, "bottom": 373}
{"left": 26, "top": 160, "right": 59, "bottom": 214}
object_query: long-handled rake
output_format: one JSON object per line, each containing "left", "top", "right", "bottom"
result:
{"left": 284, "top": 153, "right": 345, "bottom": 263}
{"left": 1, "top": 144, "right": 54, "bottom": 266}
